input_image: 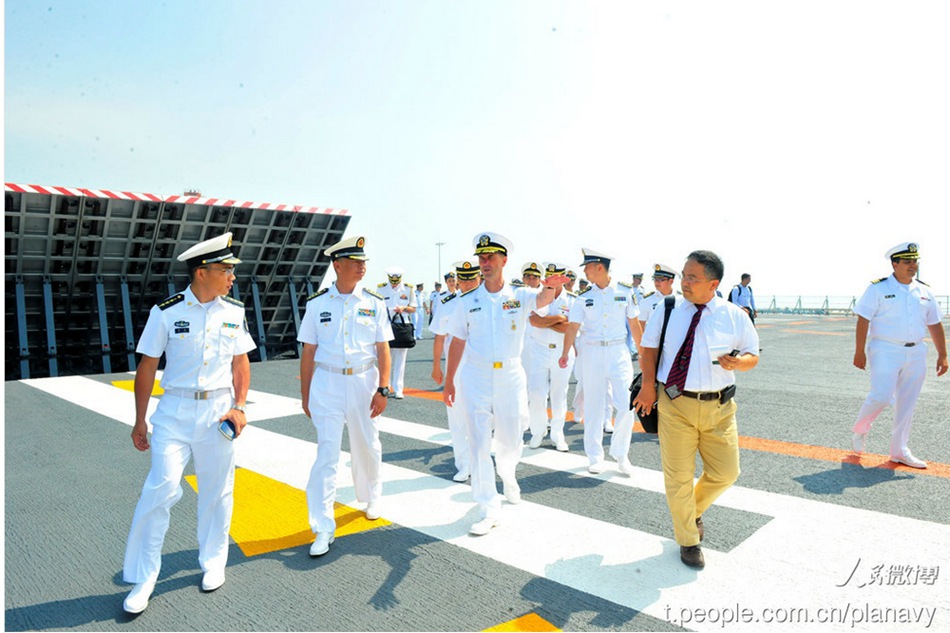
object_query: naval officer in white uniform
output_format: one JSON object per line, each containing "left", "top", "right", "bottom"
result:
{"left": 526, "top": 262, "right": 575, "bottom": 451}
{"left": 298, "top": 236, "right": 394, "bottom": 556}
{"left": 123, "top": 232, "right": 256, "bottom": 614}
{"left": 443, "top": 232, "right": 567, "bottom": 535}
{"left": 851, "top": 241, "right": 947, "bottom": 468}
{"left": 378, "top": 267, "right": 415, "bottom": 398}
{"left": 559, "top": 248, "right": 641, "bottom": 474}
{"left": 431, "top": 259, "right": 482, "bottom": 482}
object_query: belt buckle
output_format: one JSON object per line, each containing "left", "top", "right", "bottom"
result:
{"left": 343, "top": 368, "right": 354, "bottom": 375}
{"left": 548, "top": 344, "right": 557, "bottom": 349}
{"left": 904, "top": 342, "right": 915, "bottom": 347}
{"left": 493, "top": 361, "right": 503, "bottom": 369}
{"left": 195, "top": 391, "right": 208, "bottom": 400}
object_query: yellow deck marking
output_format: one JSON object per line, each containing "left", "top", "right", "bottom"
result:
{"left": 111, "top": 379, "right": 164, "bottom": 396}
{"left": 484, "top": 613, "right": 560, "bottom": 632}
{"left": 185, "top": 467, "right": 391, "bottom": 556}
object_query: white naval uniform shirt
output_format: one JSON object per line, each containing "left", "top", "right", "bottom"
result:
{"left": 854, "top": 274, "right": 941, "bottom": 344}
{"left": 527, "top": 291, "right": 574, "bottom": 349}
{"left": 644, "top": 296, "right": 759, "bottom": 392}
{"left": 136, "top": 286, "right": 257, "bottom": 390}
{"left": 379, "top": 283, "right": 415, "bottom": 322}
{"left": 445, "top": 284, "right": 547, "bottom": 364}
{"left": 568, "top": 280, "right": 641, "bottom": 342}
{"left": 297, "top": 283, "right": 394, "bottom": 367}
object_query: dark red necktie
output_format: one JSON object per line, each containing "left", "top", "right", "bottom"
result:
{"left": 666, "top": 304, "right": 705, "bottom": 396}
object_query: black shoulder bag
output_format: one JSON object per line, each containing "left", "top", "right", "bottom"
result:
{"left": 629, "top": 295, "right": 675, "bottom": 434}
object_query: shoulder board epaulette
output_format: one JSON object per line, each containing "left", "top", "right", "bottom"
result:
{"left": 618, "top": 281, "right": 632, "bottom": 288}
{"left": 364, "top": 288, "right": 384, "bottom": 300}
{"left": 578, "top": 286, "right": 592, "bottom": 295}
{"left": 377, "top": 282, "right": 387, "bottom": 288}
{"left": 871, "top": 277, "right": 888, "bottom": 284}
{"left": 460, "top": 287, "right": 479, "bottom": 297}
{"left": 221, "top": 295, "right": 244, "bottom": 307}
{"left": 917, "top": 279, "right": 929, "bottom": 287}
{"left": 565, "top": 290, "right": 577, "bottom": 298}
{"left": 441, "top": 293, "right": 458, "bottom": 304}
{"left": 307, "top": 288, "right": 329, "bottom": 301}
{"left": 158, "top": 293, "right": 184, "bottom": 311}
{"left": 642, "top": 290, "right": 655, "bottom": 298}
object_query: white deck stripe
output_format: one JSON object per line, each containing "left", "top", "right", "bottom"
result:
{"left": 23, "top": 376, "right": 949, "bottom": 631}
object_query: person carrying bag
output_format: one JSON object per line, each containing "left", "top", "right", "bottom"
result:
{"left": 629, "top": 295, "right": 675, "bottom": 433}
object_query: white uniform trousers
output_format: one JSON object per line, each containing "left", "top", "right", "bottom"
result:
{"left": 580, "top": 343, "right": 634, "bottom": 465}
{"left": 461, "top": 360, "right": 528, "bottom": 519}
{"left": 853, "top": 339, "right": 929, "bottom": 459}
{"left": 307, "top": 366, "right": 383, "bottom": 534}
{"left": 413, "top": 309, "right": 423, "bottom": 339}
{"left": 390, "top": 347, "right": 408, "bottom": 397}
{"left": 527, "top": 340, "right": 575, "bottom": 444}
{"left": 446, "top": 365, "right": 471, "bottom": 475}
{"left": 520, "top": 344, "right": 534, "bottom": 431}
{"left": 123, "top": 392, "right": 235, "bottom": 584}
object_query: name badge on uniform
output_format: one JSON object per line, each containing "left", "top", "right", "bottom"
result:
{"left": 320, "top": 310, "right": 332, "bottom": 323}
{"left": 174, "top": 320, "right": 190, "bottom": 334}
{"left": 884, "top": 294, "right": 895, "bottom": 299}
{"left": 358, "top": 308, "right": 376, "bottom": 317}
{"left": 585, "top": 299, "right": 594, "bottom": 307}
{"left": 469, "top": 307, "right": 482, "bottom": 313}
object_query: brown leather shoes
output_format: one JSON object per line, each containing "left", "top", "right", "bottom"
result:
{"left": 696, "top": 516, "right": 704, "bottom": 542}
{"left": 680, "top": 545, "right": 705, "bottom": 568}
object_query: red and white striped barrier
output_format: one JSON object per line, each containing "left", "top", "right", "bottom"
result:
{"left": 4, "top": 183, "right": 348, "bottom": 215}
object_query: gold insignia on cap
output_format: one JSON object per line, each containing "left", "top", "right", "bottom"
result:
{"left": 357, "top": 237, "right": 365, "bottom": 248}
{"left": 479, "top": 235, "right": 490, "bottom": 247}
{"left": 462, "top": 262, "right": 472, "bottom": 269}
{"left": 655, "top": 264, "right": 661, "bottom": 271}
{"left": 909, "top": 243, "right": 918, "bottom": 252}
{"left": 530, "top": 262, "right": 537, "bottom": 269}
{"left": 547, "top": 264, "right": 555, "bottom": 272}
{"left": 227, "top": 235, "right": 233, "bottom": 247}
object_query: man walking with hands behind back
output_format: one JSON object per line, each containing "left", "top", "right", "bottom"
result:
{"left": 633, "top": 251, "right": 758, "bottom": 570}
{"left": 851, "top": 242, "right": 947, "bottom": 468}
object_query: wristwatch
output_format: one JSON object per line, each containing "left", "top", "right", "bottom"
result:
{"left": 232, "top": 404, "right": 247, "bottom": 412}
{"left": 376, "top": 386, "right": 391, "bottom": 397}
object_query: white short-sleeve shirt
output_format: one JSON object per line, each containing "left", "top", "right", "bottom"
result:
{"left": 854, "top": 274, "right": 941, "bottom": 343}
{"left": 297, "top": 283, "right": 394, "bottom": 368}
{"left": 136, "top": 286, "right": 257, "bottom": 391}
{"left": 569, "top": 280, "right": 641, "bottom": 341}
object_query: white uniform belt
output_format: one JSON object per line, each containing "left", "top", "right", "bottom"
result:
{"left": 467, "top": 355, "right": 522, "bottom": 369}
{"left": 585, "top": 338, "right": 627, "bottom": 347}
{"left": 872, "top": 337, "right": 922, "bottom": 348}
{"left": 163, "top": 387, "right": 231, "bottom": 400}
{"left": 315, "top": 360, "right": 377, "bottom": 375}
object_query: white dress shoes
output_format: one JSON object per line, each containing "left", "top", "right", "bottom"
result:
{"left": 554, "top": 438, "right": 569, "bottom": 452}
{"left": 365, "top": 502, "right": 381, "bottom": 521}
{"left": 310, "top": 532, "right": 335, "bottom": 556}
{"left": 452, "top": 470, "right": 471, "bottom": 482}
{"left": 588, "top": 460, "right": 606, "bottom": 474}
{"left": 201, "top": 569, "right": 226, "bottom": 592}
{"left": 892, "top": 453, "right": 927, "bottom": 469}
{"left": 851, "top": 432, "right": 867, "bottom": 453}
{"left": 123, "top": 580, "right": 156, "bottom": 614}
{"left": 469, "top": 517, "right": 500, "bottom": 536}
{"left": 502, "top": 480, "right": 521, "bottom": 504}
{"left": 618, "top": 456, "right": 633, "bottom": 475}
{"left": 528, "top": 435, "right": 543, "bottom": 449}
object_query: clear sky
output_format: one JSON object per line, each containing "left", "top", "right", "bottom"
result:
{"left": 5, "top": 1, "right": 949, "bottom": 298}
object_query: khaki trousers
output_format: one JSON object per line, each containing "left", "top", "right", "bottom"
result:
{"left": 658, "top": 388, "right": 740, "bottom": 546}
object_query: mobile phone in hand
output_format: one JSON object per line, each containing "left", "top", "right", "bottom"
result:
{"left": 219, "top": 419, "right": 236, "bottom": 441}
